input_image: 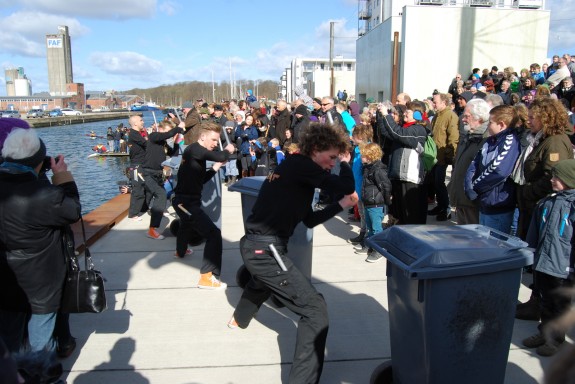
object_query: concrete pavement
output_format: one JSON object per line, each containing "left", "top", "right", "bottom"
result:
{"left": 61, "top": 187, "right": 551, "bottom": 384}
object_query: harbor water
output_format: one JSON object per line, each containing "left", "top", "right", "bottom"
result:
{"left": 36, "top": 111, "right": 160, "bottom": 214}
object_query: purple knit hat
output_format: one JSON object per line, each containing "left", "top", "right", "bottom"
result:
{"left": 0, "top": 118, "right": 30, "bottom": 151}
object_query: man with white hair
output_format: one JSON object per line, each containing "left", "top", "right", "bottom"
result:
{"left": 449, "top": 99, "right": 490, "bottom": 225}
{"left": 0, "top": 128, "right": 81, "bottom": 353}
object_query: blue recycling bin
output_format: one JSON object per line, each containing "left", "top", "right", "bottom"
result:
{"left": 366, "top": 224, "right": 533, "bottom": 384}
{"left": 229, "top": 176, "right": 314, "bottom": 286}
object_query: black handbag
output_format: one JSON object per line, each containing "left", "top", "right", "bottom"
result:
{"left": 61, "top": 217, "right": 107, "bottom": 313}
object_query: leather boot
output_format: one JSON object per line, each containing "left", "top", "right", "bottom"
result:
{"left": 515, "top": 294, "right": 541, "bottom": 321}
{"left": 229, "top": 176, "right": 237, "bottom": 185}
{"left": 241, "top": 170, "right": 248, "bottom": 179}
{"left": 348, "top": 230, "right": 366, "bottom": 245}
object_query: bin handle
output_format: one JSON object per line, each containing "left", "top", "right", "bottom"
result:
{"left": 371, "top": 246, "right": 414, "bottom": 272}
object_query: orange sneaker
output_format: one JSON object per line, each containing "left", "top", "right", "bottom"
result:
{"left": 174, "top": 249, "right": 193, "bottom": 258}
{"left": 227, "top": 316, "right": 239, "bottom": 329}
{"left": 146, "top": 227, "right": 165, "bottom": 240}
{"left": 197, "top": 272, "right": 227, "bottom": 290}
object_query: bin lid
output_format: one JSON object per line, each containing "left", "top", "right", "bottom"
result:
{"left": 366, "top": 224, "right": 533, "bottom": 279}
{"left": 227, "top": 176, "right": 267, "bottom": 196}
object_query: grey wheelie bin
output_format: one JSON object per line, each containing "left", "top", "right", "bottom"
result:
{"left": 366, "top": 224, "right": 533, "bottom": 384}
{"left": 228, "top": 176, "right": 314, "bottom": 287}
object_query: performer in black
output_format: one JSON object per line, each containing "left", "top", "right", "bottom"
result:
{"left": 173, "top": 122, "right": 235, "bottom": 289}
{"left": 228, "top": 123, "right": 358, "bottom": 384}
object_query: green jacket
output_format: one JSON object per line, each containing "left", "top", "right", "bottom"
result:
{"left": 431, "top": 108, "right": 459, "bottom": 165}
{"left": 521, "top": 133, "right": 574, "bottom": 208}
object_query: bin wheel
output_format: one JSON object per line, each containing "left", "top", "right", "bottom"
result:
{"left": 169, "top": 219, "right": 205, "bottom": 246}
{"left": 370, "top": 360, "right": 393, "bottom": 384}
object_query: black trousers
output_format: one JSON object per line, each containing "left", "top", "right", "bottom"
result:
{"left": 391, "top": 180, "right": 427, "bottom": 224}
{"left": 172, "top": 198, "right": 223, "bottom": 276}
{"left": 128, "top": 171, "right": 149, "bottom": 218}
{"left": 143, "top": 170, "right": 166, "bottom": 229}
{"left": 233, "top": 236, "right": 328, "bottom": 384}
{"left": 535, "top": 271, "right": 574, "bottom": 340}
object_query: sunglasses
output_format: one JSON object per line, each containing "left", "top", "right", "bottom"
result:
{"left": 321, "top": 103, "right": 332, "bottom": 106}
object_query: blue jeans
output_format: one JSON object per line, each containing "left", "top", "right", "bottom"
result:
{"left": 480, "top": 211, "right": 515, "bottom": 234}
{"left": 28, "top": 312, "right": 57, "bottom": 351}
{"left": 433, "top": 164, "right": 450, "bottom": 211}
{"left": 364, "top": 206, "right": 385, "bottom": 239}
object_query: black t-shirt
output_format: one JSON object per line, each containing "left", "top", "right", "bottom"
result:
{"left": 246, "top": 154, "right": 355, "bottom": 238}
{"left": 174, "top": 142, "right": 230, "bottom": 203}
{"left": 143, "top": 127, "right": 183, "bottom": 171}
{"left": 128, "top": 128, "right": 147, "bottom": 166}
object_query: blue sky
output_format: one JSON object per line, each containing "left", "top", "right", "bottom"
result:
{"left": 0, "top": 0, "right": 572, "bottom": 95}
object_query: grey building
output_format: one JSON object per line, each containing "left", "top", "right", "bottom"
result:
{"left": 46, "top": 25, "right": 74, "bottom": 96}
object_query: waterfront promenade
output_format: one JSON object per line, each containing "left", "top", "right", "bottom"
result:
{"left": 62, "top": 187, "right": 551, "bottom": 383}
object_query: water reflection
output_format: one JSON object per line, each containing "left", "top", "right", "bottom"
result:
{"left": 36, "top": 112, "right": 158, "bottom": 214}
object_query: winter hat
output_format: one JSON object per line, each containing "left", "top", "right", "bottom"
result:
{"left": 312, "top": 97, "right": 322, "bottom": 105}
{"left": 199, "top": 108, "right": 210, "bottom": 115}
{"left": 294, "top": 104, "right": 309, "bottom": 116}
{"left": 224, "top": 121, "right": 235, "bottom": 129}
{"left": 458, "top": 91, "right": 474, "bottom": 102}
{"left": 2, "top": 129, "right": 46, "bottom": 168}
{"left": 250, "top": 101, "right": 260, "bottom": 109}
{"left": 0, "top": 118, "right": 30, "bottom": 151}
{"left": 214, "top": 104, "right": 223, "bottom": 111}
{"left": 552, "top": 159, "right": 575, "bottom": 188}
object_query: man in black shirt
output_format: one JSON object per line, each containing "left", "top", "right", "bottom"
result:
{"left": 173, "top": 122, "right": 235, "bottom": 289}
{"left": 228, "top": 123, "right": 358, "bottom": 384}
{"left": 142, "top": 121, "right": 184, "bottom": 240}
{"left": 127, "top": 115, "right": 148, "bottom": 220}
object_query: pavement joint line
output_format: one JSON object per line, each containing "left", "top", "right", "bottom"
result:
{"left": 63, "top": 356, "right": 392, "bottom": 374}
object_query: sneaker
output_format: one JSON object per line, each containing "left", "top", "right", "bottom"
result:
{"left": 128, "top": 215, "right": 142, "bottom": 221}
{"left": 354, "top": 246, "right": 371, "bottom": 255}
{"left": 366, "top": 252, "right": 384, "bottom": 263}
{"left": 427, "top": 206, "right": 442, "bottom": 215}
{"left": 174, "top": 249, "right": 193, "bottom": 258}
{"left": 197, "top": 272, "right": 227, "bottom": 290}
{"left": 522, "top": 333, "right": 546, "bottom": 348}
{"left": 536, "top": 341, "right": 563, "bottom": 357}
{"left": 436, "top": 211, "right": 452, "bottom": 221}
{"left": 146, "top": 227, "right": 165, "bottom": 240}
{"left": 228, "top": 316, "right": 239, "bottom": 329}
{"left": 353, "top": 243, "right": 366, "bottom": 251}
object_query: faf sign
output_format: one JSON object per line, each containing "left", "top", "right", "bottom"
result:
{"left": 47, "top": 38, "right": 62, "bottom": 48}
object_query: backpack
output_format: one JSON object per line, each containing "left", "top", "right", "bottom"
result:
{"left": 422, "top": 134, "right": 437, "bottom": 172}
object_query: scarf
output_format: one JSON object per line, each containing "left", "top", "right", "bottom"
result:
{"left": 511, "top": 130, "right": 544, "bottom": 185}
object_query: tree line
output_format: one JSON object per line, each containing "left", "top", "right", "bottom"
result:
{"left": 122, "top": 79, "right": 281, "bottom": 106}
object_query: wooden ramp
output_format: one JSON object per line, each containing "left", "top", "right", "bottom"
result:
{"left": 72, "top": 194, "right": 130, "bottom": 253}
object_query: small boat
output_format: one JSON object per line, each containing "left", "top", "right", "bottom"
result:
{"left": 88, "top": 152, "right": 130, "bottom": 158}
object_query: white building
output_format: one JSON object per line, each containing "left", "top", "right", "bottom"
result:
{"left": 356, "top": 0, "right": 549, "bottom": 103}
{"left": 4, "top": 67, "right": 32, "bottom": 97}
{"left": 282, "top": 57, "right": 356, "bottom": 102}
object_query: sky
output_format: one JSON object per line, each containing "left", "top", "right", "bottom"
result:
{"left": 0, "top": 0, "right": 572, "bottom": 96}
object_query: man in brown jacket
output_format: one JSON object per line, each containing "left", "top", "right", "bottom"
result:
{"left": 428, "top": 93, "right": 459, "bottom": 221}
{"left": 182, "top": 101, "right": 201, "bottom": 145}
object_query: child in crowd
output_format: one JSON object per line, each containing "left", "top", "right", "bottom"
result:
{"left": 354, "top": 143, "right": 392, "bottom": 263}
{"left": 348, "top": 124, "right": 373, "bottom": 246}
{"left": 522, "top": 159, "right": 575, "bottom": 357}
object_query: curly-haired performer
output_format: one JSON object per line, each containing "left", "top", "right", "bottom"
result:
{"left": 228, "top": 123, "right": 358, "bottom": 384}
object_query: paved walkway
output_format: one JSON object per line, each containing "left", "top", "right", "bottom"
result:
{"left": 62, "top": 187, "right": 550, "bottom": 383}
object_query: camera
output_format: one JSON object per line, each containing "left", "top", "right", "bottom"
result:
{"left": 40, "top": 156, "right": 55, "bottom": 173}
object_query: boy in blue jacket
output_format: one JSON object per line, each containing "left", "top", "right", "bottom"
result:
{"left": 522, "top": 159, "right": 575, "bottom": 356}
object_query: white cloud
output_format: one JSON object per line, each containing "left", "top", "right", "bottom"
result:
{"left": 89, "top": 51, "right": 163, "bottom": 77}
{"left": 0, "top": 12, "right": 89, "bottom": 57}
{"left": 158, "top": 1, "right": 179, "bottom": 16}
{"left": 17, "top": 0, "right": 157, "bottom": 19}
